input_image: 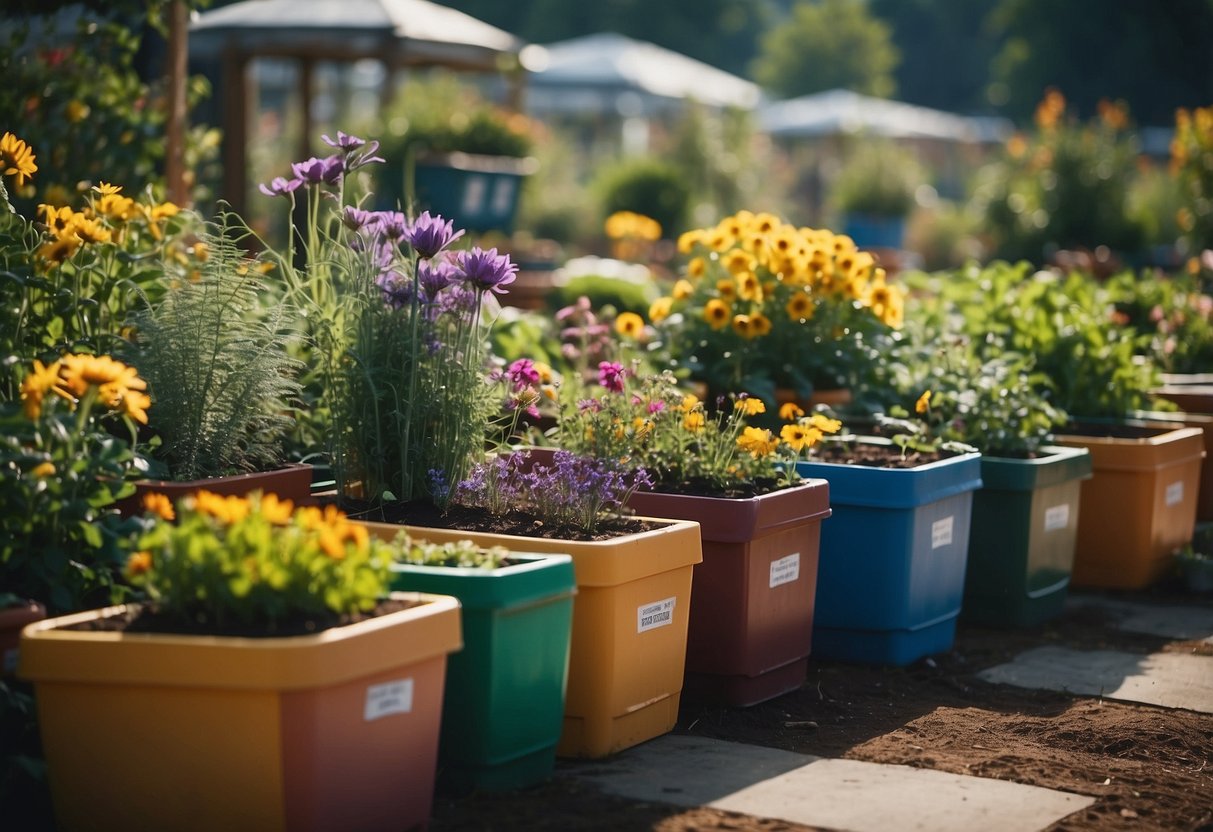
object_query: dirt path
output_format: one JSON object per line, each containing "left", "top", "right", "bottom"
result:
{"left": 431, "top": 590, "right": 1213, "bottom": 832}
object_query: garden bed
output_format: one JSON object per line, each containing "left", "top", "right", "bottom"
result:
{"left": 430, "top": 582, "right": 1213, "bottom": 832}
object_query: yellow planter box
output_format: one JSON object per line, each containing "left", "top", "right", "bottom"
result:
{"left": 19, "top": 593, "right": 462, "bottom": 832}
{"left": 360, "top": 518, "right": 702, "bottom": 758}
{"left": 1055, "top": 422, "right": 1205, "bottom": 589}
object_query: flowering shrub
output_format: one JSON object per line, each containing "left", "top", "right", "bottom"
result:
{"left": 649, "top": 210, "right": 902, "bottom": 408}
{"left": 256, "top": 131, "right": 517, "bottom": 506}
{"left": 455, "top": 450, "right": 652, "bottom": 535}
{"left": 0, "top": 354, "right": 147, "bottom": 613}
{"left": 0, "top": 134, "right": 198, "bottom": 399}
{"left": 1171, "top": 105, "right": 1213, "bottom": 253}
{"left": 1106, "top": 262, "right": 1213, "bottom": 375}
{"left": 552, "top": 363, "right": 842, "bottom": 495}
{"left": 127, "top": 490, "right": 395, "bottom": 630}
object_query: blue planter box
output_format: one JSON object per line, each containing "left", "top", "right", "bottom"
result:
{"left": 842, "top": 214, "right": 906, "bottom": 249}
{"left": 796, "top": 442, "right": 982, "bottom": 665}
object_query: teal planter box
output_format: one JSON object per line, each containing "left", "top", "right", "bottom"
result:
{"left": 796, "top": 443, "right": 982, "bottom": 665}
{"left": 413, "top": 153, "right": 535, "bottom": 234}
{"left": 842, "top": 214, "right": 906, "bottom": 249}
{"left": 390, "top": 553, "right": 575, "bottom": 791}
{"left": 964, "top": 446, "right": 1092, "bottom": 628}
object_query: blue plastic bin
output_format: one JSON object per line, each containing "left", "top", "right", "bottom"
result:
{"left": 796, "top": 443, "right": 982, "bottom": 665}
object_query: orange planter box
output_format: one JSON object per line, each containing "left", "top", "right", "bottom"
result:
{"left": 359, "top": 518, "right": 702, "bottom": 759}
{"left": 20, "top": 593, "right": 461, "bottom": 832}
{"left": 1055, "top": 423, "right": 1205, "bottom": 589}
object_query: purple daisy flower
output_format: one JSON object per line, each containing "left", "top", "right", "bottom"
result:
{"left": 458, "top": 247, "right": 517, "bottom": 295}
{"left": 417, "top": 257, "right": 459, "bottom": 302}
{"left": 373, "top": 210, "right": 409, "bottom": 241}
{"left": 258, "top": 176, "right": 303, "bottom": 198}
{"left": 291, "top": 155, "right": 344, "bottom": 186}
{"left": 342, "top": 205, "right": 377, "bottom": 232}
{"left": 405, "top": 211, "right": 465, "bottom": 259}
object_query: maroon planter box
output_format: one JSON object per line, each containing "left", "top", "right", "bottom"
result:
{"left": 629, "top": 479, "right": 831, "bottom": 707}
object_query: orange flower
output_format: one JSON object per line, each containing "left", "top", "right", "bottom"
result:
{"left": 125, "top": 551, "right": 154, "bottom": 578}
{"left": 142, "top": 492, "right": 176, "bottom": 521}
{"left": 779, "top": 402, "right": 804, "bottom": 421}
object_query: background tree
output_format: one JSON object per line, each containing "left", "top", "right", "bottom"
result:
{"left": 751, "top": 0, "right": 900, "bottom": 99}
{"left": 986, "top": 0, "right": 1213, "bottom": 125}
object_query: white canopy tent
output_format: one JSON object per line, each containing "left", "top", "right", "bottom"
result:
{"left": 759, "top": 89, "right": 1011, "bottom": 144}
{"left": 525, "top": 32, "right": 763, "bottom": 118}
{"left": 189, "top": 0, "right": 528, "bottom": 215}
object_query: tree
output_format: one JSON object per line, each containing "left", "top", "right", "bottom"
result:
{"left": 751, "top": 0, "right": 899, "bottom": 99}
{"left": 987, "top": 0, "right": 1213, "bottom": 125}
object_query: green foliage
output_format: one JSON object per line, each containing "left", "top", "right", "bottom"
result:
{"left": 1105, "top": 267, "right": 1213, "bottom": 375}
{"left": 1172, "top": 106, "right": 1213, "bottom": 253}
{"left": 548, "top": 274, "right": 657, "bottom": 317}
{"left": 970, "top": 93, "right": 1146, "bottom": 264}
{"left": 0, "top": 7, "right": 219, "bottom": 212}
{"left": 592, "top": 158, "right": 692, "bottom": 239}
{"left": 918, "top": 261, "right": 1160, "bottom": 419}
{"left": 831, "top": 141, "right": 924, "bottom": 219}
{"left": 128, "top": 220, "right": 302, "bottom": 481}
{"left": 397, "top": 535, "right": 509, "bottom": 569}
{"left": 0, "top": 359, "right": 145, "bottom": 615}
{"left": 753, "top": 0, "right": 900, "bottom": 99}
{"left": 129, "top": 491, "right": 395, "bottom": 630}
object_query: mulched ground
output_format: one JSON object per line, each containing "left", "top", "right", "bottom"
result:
{"left": 431, "top": 583, "right": 1213, "bottom": 832}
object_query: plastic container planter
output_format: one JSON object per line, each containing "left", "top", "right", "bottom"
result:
{"left": 387, "top": 553, "right": 576, "bottom": 791}
{"left": 1054, "top": 421, "right": 1204, "bottom": 589}
{"left": 357, "top": 517, "right": 701, "bottom": 759}
{"left": 795, "top": 441, "right": 982, "bottom": 665}
{"left": 628, "top": 479, "right": 831, "bottom": 706}
{"left": 19, "top": 593, "right": 462, "bottom": 832}
{"left": 963, "top": 445, "right": 1092, "bottom": 628}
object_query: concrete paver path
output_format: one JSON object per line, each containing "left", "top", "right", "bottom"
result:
{"left": 1066, "top": 595, "right": 1213, "bottom": 643}
{"left": 573, "top": 735, "right": 1095, "bottom": 832}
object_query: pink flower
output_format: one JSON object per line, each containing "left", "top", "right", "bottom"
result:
{"left": 597, "top": 361, "right": 627, "bottom": 392}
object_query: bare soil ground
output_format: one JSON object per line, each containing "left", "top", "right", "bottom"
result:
{"left": 432, "top": 585, "right": 1213, "bottom": 832}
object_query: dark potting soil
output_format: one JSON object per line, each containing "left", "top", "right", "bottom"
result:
{"left": 63, "top": 597, "right": 421, "bottom": 638}
{"left": 809, "top": 441, "right": 959, "bottom": 469}
{"left": 644, "top": 476, "right": 785, "bottom": 499}
{"left": 342, "top": 498, "right": 664, "bottom": 542}
{"left": 1058, "top": 422, "right": 1176, "bottom": 440}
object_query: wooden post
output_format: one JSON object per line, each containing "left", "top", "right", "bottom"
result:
{"left": 165, "top": 0, "right": 189, "bottom": 205}
{"left": 221, "top": 48, "right": 249, "bottom": 218}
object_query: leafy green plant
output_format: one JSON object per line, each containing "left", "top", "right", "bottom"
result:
{"left": 128, "top": 220, "right": 302, "bottom": 481}
{"left": 397, "top": 534, "right": 509, "bottom": 570}
{"left": 1105, "top": 266, "right": 1213, "bottom": 375}
{"left": 127, "top": 490, "right": 395, "bottom": 631}
{"left": 1171, "top": 105, "right": 1213, "bottom": 253}
{"left": 917, "top": 261, "right": 1160, "bottom": 419}
{"left": 831, "top": 140, "right": 923, "bottom": 219}
{"left": 593, "top": 157, "right": 692, "bottom": 238}
{"left": 0, "top": 353, "right": 147, "bottom": 614}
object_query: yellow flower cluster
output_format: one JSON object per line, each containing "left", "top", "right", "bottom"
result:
{"left": 0, "top": 131, "right": 37, "bottom": 190}
{"left": 36, "top": 182, "right": 180, "bottom": 266}
{"left": 19, "top": 353, "right": 150, "bottom": 424}
{"left": 659, "top": 210, "right": 905, "bottom": 334}
{"left": 604, "top": 210, "right": 662, "bottom": 242}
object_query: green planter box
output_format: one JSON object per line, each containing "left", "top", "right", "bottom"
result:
{"left": 390, "top": 554, "right": 576, "bottom": 791}
{"left": 964, "top": 446, "right": 1093, "bottom": 628}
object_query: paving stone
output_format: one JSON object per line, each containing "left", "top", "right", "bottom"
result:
{"left": 979, "top": 645, "right": 1213, "bottom": 713}
{"left": 572, "top": 735, "right": 1094, "bottom": 832}
{"left": 1066, "top": 596, "right": 1213, "bottom": 643}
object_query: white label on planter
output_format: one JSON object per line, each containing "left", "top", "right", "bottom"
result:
{"left": 637, "top": 597, "right": 676, "bottom": 633}
{"left": 1166, "top": 481, "right": 1184, "bottom": 507}
{"left": 931, "top": 516, "right": 955, "bottom": 549}
{"left": 1044, "top": 504, "right": 1071, "bottom": 532}
{"left": 364, "top": 678, "right": 414, "bottom": 721}
{"left": 769, "top": 553, "right": 801, "bottom": 588}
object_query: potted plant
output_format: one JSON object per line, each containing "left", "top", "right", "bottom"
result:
{"left": 791, "top": 392, "right": 983, "bottom": 666}
{"left": 376, "top": 75, "right": 538, "bottom": 233}
{"left": 259, "top": 140, "right": 702, "bottom": 760}
{"left": 831, "top": 140, "right": 923, "bottom": 250}
{"left": 649, "top": 210, "right": 904, "bottom": 412}
{"left": 389, "top": 534, "right": 576, "bottom": 791}
{"left": 541, "top": 358, "right": 832, "bottom": 707}
{"left": 921, "top": 351, "right": 1092, "bottom": 627}
{"left": 121, "top": 216, "right": 310, "bottom": 508}
{"left": 929, "top": 262, "right": 1204, "bottom": 590}
{"left": 19, "top": 489, "right": 462, "bottom": 832}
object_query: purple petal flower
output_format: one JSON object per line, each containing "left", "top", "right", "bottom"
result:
{"left": 342, "top": 206, "right": 377, "bottom": 231}
{"left": 258, "top": 176, "right": 302, "bottom": 198}
{"left": 405, "top": 212, "right": 465, "bottom": 259}
{"left": 506, "top": 358, "right": 541, "bottom": 390}
{"left": 322, "top": 131, "right": 367, "bottom": 152}
{"left": 597, "top": 361, "right": 627, "bottom": 393}
{"left": 417, "top": 257, "right": 458, "bottom": 302}
{"left": 370, "top": 210, "right": 408, "bottom": 241}
{"left": 291, "top": 155, "right": 344, "bottom": 186}
{"left": 458, "top": 247, "right": 517, "bottom": 295}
